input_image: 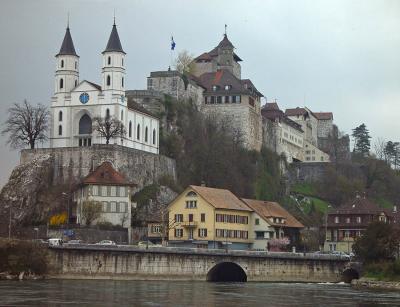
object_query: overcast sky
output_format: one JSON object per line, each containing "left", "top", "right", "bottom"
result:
{"left": 0, "top": 0, "right": 399, "bottom": 187}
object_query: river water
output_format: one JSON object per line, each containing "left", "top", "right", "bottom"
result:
{"left": 1, "top": 280, "right": 400, "bottom": 306}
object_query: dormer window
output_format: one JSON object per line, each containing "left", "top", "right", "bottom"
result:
{"left": 224, "top": 85, "right": 231, "bottom": 90}
{"left": 212, "top": 85, "right": 219, "bottom": 91}
{"left": 108, "top": 56, "right": 111, "bottom": 65}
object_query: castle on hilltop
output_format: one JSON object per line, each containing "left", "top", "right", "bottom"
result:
{"left": 50, "top": 22, "right": 159, "bottom": 154}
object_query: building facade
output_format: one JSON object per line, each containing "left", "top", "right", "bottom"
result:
{"left": 50, "top": 23, "right": 159, "bottom": 154}
{"left": 74, "top": 161, "right": 136, "bottom": 231}
{"left": 262, "top": 102, "right": 304, "bottom": 163}
{"left": 241, "top": 199, "right": 303, "bottom": 251}
{"left": 168, "top": 185, "right": 253, "bottom": 250}
{"left": 324, "top": 196, "right": 397, "bottom": 253}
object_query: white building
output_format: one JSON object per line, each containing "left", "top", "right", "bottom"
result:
{"left": 74, "top": 161, "right": 136, "bottom": 230}
{"left": 50, "top": 22, "right": 159, "bottom": 154}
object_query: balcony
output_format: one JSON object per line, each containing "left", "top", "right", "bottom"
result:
{"left": 181, "top": 221, "right": 198, "bottom": 228}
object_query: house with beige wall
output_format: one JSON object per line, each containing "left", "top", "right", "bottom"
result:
{"left": 74, "top": 161, "right": 136, "bottom": 231}
{"left": 167, "top": 185, "right": 253, "bottom": 250}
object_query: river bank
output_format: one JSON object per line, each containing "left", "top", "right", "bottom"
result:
{"left": 351, "top": 278, "right": 400, "bottom": 291}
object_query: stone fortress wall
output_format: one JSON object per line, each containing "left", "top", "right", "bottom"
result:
{"left": 20, "top": 144, "right": 176, "bottom": 188}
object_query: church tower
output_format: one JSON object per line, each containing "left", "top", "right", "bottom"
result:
{"left": 102, "top": 20, "right": 126, "bottom": 95}
{"left": 55, "top": 25, "right": 79, "bottom": 95}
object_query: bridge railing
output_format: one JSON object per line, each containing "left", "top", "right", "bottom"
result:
{"left": 49, "top": 244, "right": 350, "bottom": 261}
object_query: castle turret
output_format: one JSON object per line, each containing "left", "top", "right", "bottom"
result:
{"left": 102, "top": 21, "right": 126, "bottom": 95}
{"left": 55, "top": 26, "right": 79, "bottom": 95}
{"left": 217, "top": 34, "right": 235, "bottom": 74}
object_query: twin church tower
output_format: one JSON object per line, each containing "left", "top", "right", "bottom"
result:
{"left": 51, "top": 21, "right": 158, "bottom": 154}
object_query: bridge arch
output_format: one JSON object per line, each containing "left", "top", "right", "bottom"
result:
{"left": 342, "top": 268, "right": 359, "bottom": 283}
{"left": 206, "top": 262, "right": 247, "bottom": 282}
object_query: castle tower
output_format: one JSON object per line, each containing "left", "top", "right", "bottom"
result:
{"left": 217, "top": 34, "right": 235, "bottom": 74}
{"left": 55, "top": 25, "right": 79, "bottom": 95}
{"left": 102, "top": 21, "right": 126, "bottom": 95}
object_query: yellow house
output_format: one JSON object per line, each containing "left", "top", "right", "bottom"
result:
{"left": 167, "top": 185, "right": 253, "bottom": 250}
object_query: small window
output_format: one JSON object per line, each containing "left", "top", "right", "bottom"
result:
{"left": 106, "top": 108, "right": 110, "bottom": 118}
{"left": 255, "top": 218, "right": 259, "bottom": 225}
{"left": 346, "top": 217, "right": 350, "bottom": 223}
{"left": 108, "top": 56, "right": 111, "bottom": 65}
{"left": 201, "top": 213, "right": 205, "bottom": 222}
{"left": 224, "top": 85, "right": 231, "bottom": 90}
{"left": 122, "top": 77, "right": 124, "bottom": 88}
{"left": 59, "top": 78, "right": 64, "bottom": 89}
{"left": 122, "top": 58, "right": 124, "bottom": 66}
{"left": 75, "top": 61, "right": 77, "bottom": 69}
{"left": 212, "top": 85, "right": 218, "bottom": 91}
{"left": 334, "top": 216, "right": 339, "bottom": 223}
{"left": 152, "top": 129, "right": 156, "bottom": 145}
{"left": 59, "top": 111, "right": 63, "bottom": 121}
{"left": 75, "top": 80, "right": 77, "bottom": 87}
{"left": 61, "top": 60, "right": 64, "bottom": 68}
{"left": 121, "top": 110, "right": 123, "bottom": 120}
{"left": 58, "top": 125, "right": 62, "bottom": 136}
{"left": 129, "top": 121, "right": 132, "bottom": 138}
{"left": 145, "top": 127, "right": 148, "bottom": 143}
{"left": 137, "top": 124, "right": 140, "bottom": 140}
{"left": 107, "top": 75, "right": 111, "bottom": 86}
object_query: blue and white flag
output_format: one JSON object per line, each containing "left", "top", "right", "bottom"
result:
{"left": 171, "top": 36, "right": 176, "bottom": 50}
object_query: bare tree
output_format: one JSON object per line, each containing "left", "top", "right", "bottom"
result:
{"left": 374, "top": 137, "right": 387, "bottom": 161}
{"left": 174, "top": 50, "right": 196, "bottom": 74}
{"left": 93, "top": 116, "right": 126, "bottom": 144}
{"left": 81, "top": 200, "right": 102, "bottom": 226}
{"left": 2, "top": 100, "right": 49, "bottom": 149}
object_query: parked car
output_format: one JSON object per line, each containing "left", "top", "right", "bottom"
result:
{"left": 48, "top": 238, "right": 63, "bottom": 246}
{"left": 96, "top": 240, "right": 116, "bottom": 246}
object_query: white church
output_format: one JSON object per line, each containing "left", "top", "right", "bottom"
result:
{"left": 50, "top": 21, "right": 159, "bottom": 154}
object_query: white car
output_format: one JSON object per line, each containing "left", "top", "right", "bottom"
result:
{"left": 96, "top": 240, "right": 116, "bottom": 246}
{"left": 48, "top": 238, "right": 63, "bottom": 246}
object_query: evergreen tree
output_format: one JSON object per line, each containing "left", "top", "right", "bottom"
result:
{"left": 352, "top": 123, "right": 371, "bottom": 157}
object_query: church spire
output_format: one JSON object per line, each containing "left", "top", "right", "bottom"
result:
{"left": 103, "top": 21, "right": 125, "bottom": 54}
{"left": 57, "top": 24, "right": 78, "bottom": 57}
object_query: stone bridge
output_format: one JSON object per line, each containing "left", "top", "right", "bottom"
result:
{"left": 48, "top": 245, "right": 359, "bottom": 282}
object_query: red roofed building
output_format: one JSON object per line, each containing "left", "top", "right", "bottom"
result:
{"left": 74, "top": 161, "right": 136, "bottom": 236}
{"left": 324, "top": 195, "right": 397, "bottom": 253}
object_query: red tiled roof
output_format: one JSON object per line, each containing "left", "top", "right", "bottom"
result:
{"left": 285, "top": 107, "right": 307, "bottom": 117}
{"left": 314, "top": 112, "right": 333, "bottom": 120}
{"left": 241, "top": 199, "right": 304, "bottom": 228}
{"left": 82, "top": 161, "right": 135, "bottom": 186}
{"left": 330, "top": 197, "right": 383, "bottom": 215}
{"left": 198, "top": 70, "right": 262, "bottom": 97}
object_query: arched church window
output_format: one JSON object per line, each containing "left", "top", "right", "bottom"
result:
{"left": 122, "top": 58, "right": 124, "bottom": 66}
{"left": 59, "top": 111, "right": 63, "bottom": 121}
{"left": 129, "top": 121, "right": 132, "bottom": 138}
{"left": 107, "top": 75, "right": 111, "bottom": 86}
{"left": 79, "top": 114, "right": 92, "bottom": 135}
{"left": 108, "top": 56, "right": 111, "bottom": 65}
{"left": 122, "top": 77, "right": 124, "bottom": 88}
{"left": 58, "top": 125, "right": 62, "bottom": 136}
{"left": 75, "top": 61, "right": 77, "bottom": 69}
{"left": 60, "top": 78, "right": 64, "bottom": 89}
{"left": 106, "top": 108, "right": 110, "bottom": 118}
{"left": 153, "top": 129, "right": 156, "bottom": 145}
{"left": 145, "top": 127, "right": 148, "bottom": 143}
{"left": 75, "top": 80, "right": 77, "bottom": 87}
{"left": 61, "top": 60, "right": 64, "bottom": 68}
{"left": 137, "top": 124, "right": 140, "bottom": 140}
{"left": 121, "top": 110, "right": 124, "bottom": 120}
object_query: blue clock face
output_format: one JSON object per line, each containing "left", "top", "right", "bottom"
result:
{"left": 79, "top": 93, "right": 89, "bottom": 104}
